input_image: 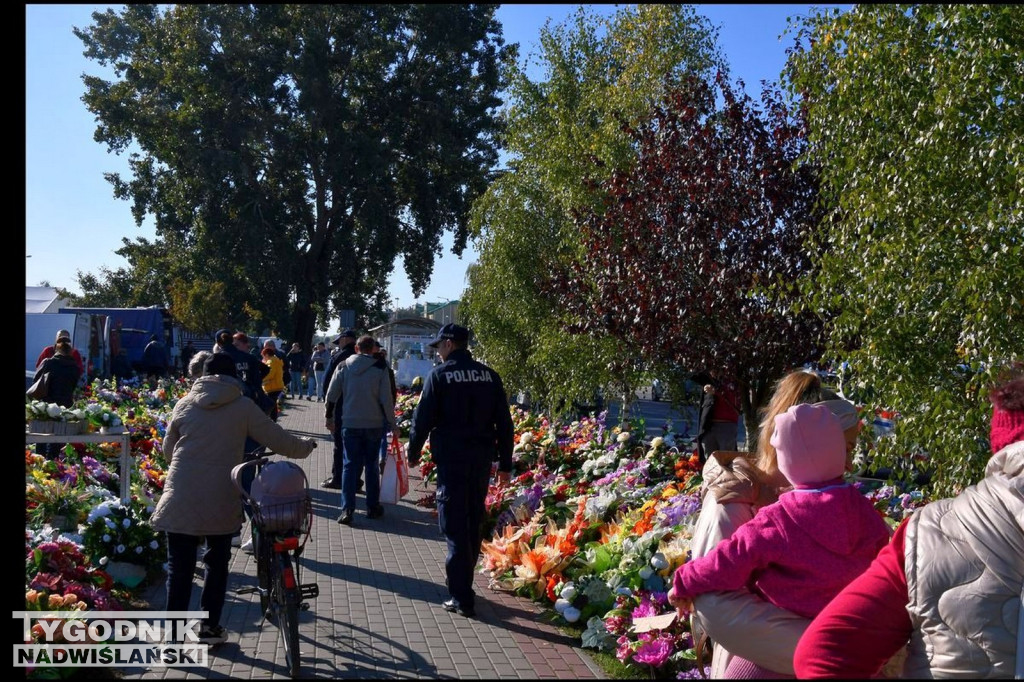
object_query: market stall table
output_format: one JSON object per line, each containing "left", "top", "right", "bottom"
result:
{"left": 24, "top": 430, "right": 132, "bottom": 503}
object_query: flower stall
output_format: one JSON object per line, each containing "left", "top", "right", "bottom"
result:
{"left": 24, "top": 377, "right": 189, "bottom": 671}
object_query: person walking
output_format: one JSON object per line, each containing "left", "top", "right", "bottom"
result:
{"left": 373, "top": 340, "right": 399, "bottom": 470}
{"left": 407, "top": 323, "right": 515, "bottom": 618}
{"left": 324, "top": 335, "right": 400, "bottom": 525}
{"left": 794, "top": 366, "right": 1023, "bottom": 679}
{"left": 150, "top": 353, "right": 316, "bottom": 646}
{"left": 668, "top": 403, "right": 890, "bottom": 678}
{"left": 36, "top": 329, "right": 84, "bottom": 377}
{"left": 179, "top": 340, "right": 197, "bottom": 377}
{"left": 31, "top": 339, "right": 82, "bottom": 458}
{"left": 321, "top": 330, "right": 358, "bottom": 489}
{"left": 695, "top": 369, "right": 741, "bottom": 465}
{"left": 307, "top": 342, "right": 330, "bottom": 401}
{"left": 261, "top": 346, "right": 286, "bottom": 421}
{"left": 285, "top": 342, "right": 307, "bottom": 399}
{"left": 142, "top": 334, "right": 169, "bottom": 384}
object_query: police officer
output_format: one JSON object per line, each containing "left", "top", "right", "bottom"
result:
{"left": 407, "top": 323, "right": 514, "bottom": 618}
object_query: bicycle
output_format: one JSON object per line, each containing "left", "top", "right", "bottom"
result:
{"left": 231, "top": 454, "right": 318, "bottom": 678}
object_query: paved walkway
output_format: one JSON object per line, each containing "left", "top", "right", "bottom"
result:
{"left": 123, "top": 397, "right": 604, "bottom": 680}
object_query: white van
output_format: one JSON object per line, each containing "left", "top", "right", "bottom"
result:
{"left": 26, "top": 312, "right": 108, "bottom": 387}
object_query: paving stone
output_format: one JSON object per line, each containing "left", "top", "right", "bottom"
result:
{"left": 120, "top": 399, "right": 603, "bottom": 679}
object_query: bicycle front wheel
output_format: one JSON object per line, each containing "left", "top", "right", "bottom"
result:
{"left": 274, "top": 551, "right": 301, "bottom": 678}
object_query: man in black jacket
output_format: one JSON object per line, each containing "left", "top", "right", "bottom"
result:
{"left": 322, "top": 330, "right": 358, "bottom": 488}
{"left": 407, "top": 323, "right": 514, "bottom": 618}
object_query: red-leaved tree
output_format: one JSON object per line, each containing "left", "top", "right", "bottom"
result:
{"left": 551, "top": 74, "right": 825, "bottom": 448}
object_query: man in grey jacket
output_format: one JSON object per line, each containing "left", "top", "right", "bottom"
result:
{"left": 324, "top": 335, "right": 401, "bottom": 525}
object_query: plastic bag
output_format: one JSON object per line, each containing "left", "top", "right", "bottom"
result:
{"left": 380, "top": 436, "right": 410, "bottom": 504}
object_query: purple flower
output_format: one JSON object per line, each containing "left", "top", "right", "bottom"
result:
{"left": 633, "top": 633, "right": 674, "bottom": 667}
{"left": 677, "top": 666, "right": 712, "bottom": 679}
{"left": 631, "top": 599, "right": 658, "bottom": 619}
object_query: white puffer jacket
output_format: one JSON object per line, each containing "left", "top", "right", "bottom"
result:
{"left": 903, "top": 441, "right": 1023, "bottom": 678}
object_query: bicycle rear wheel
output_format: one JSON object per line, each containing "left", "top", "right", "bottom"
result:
{"left": 274, "top": 550, "right": 301, "bottom": 678}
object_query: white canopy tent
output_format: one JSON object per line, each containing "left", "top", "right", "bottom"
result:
{"left": 26, "top": 286, "right": 69, "bottom": 314}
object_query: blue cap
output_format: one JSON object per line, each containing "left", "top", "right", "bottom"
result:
{"left": 428, "top": 323, "right": 469, "bottom": 348}
{"left": 332, "top": 329, "right": 357, "bottom": 345}
{"left": 214, "top": 328, "right": 231, "bottom": 341}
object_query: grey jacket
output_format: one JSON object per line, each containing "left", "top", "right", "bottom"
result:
{"left": 903, "top": 441, "right": 1023, "bottom": 678}
{"left": 325, "top": 353, "right": 397, "bottom": 431}
{"left": 151, "top": 375, "right": 315, "bottom": 536}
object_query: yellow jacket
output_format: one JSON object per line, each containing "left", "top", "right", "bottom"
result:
{"left": 262, "top": 355, "right": 286, "bottom": 393}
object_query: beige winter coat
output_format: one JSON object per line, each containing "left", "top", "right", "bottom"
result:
{"left": 151, "top": 375, "right": 316, "bottom": 536}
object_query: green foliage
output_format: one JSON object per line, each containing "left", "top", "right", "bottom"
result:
{"left": 785, "top": 5, "right": 1024, "bottom": 494}
{"left": 462, "top": 5, "right": 727, "bottom": 415}
{"left": 74, "top": 4, "right": 509, "bottom": 345}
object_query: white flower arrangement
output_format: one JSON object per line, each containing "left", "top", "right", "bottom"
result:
{"left": 26, "top": 401, "right": 69, "bottom": 422}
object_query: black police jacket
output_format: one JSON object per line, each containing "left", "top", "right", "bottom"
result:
{"left": 218, "top": 346, "right": 271, "bottom": 410}
{"left": 407, "top": 348, "right": 514, "bottom": 472}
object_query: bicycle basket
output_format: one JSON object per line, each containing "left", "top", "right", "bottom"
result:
{"left": 253, "top": 496, "right": 312, "bottom": 535}
{"left": 250, "top": 460, "right": 311, "bottom": 534}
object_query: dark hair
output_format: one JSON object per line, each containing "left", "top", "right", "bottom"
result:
{"left": 54, "top": 339, "right": 73, "bottom": 356}
{"left": 261, "top": 347, "right": 276, "bottom": 359}
{"left": 203, "top": 352, "right": 238, "bottom": 378}
{"left": 356, "top": 335, "right": 376, "bottom": 353}
{"left": 991, "top": 362, "right": 1024, "bottom": 412}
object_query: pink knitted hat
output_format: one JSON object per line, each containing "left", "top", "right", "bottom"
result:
{"left": 771, "top": 403, "right": 847, "bottom": 486}
{"left": 990, "top": 375, "right": 1024, "bottom": 454}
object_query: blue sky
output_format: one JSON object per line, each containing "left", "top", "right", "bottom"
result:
{"left": 25, "top": 4, "right": 842, "bottom": 328}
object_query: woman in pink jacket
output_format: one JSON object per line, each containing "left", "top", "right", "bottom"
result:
{"left": 668, "top": 403, "right": 891, "bottom": 678}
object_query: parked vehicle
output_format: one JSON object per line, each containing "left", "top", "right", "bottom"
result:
{"left": 25, "top": 312, "right": 109, "bottom": 387}
{"left": 60, "top": 306, "right": 179, "bottom": 376}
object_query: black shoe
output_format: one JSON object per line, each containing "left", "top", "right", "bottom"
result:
{"left": 197, "top": 624, "right": 228, "bottom": 645}
{"left": 322, "top": 478, "right": 341, "bottom": 489}
{"left": 442, "top": 598, "right": 475, "bottom": 617}
{"left": 337, "top": 510, "right": 353, "bottom": 525}
{"left": 367, "top": 505, "right": 385, "bottom": 519}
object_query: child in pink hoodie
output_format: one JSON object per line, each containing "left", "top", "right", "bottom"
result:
{"left": 668, "top": 402, "right": 891, "bottom": 679}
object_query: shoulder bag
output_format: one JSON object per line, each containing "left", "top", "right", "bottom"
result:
{"left": 27, "top": 372, "right": 51, "bottom": 400}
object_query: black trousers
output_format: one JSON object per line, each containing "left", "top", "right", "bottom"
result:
{"left": 165, "top": 532, "right": 233, "bottom": 629}
{"left": 435, "top": 451, "right": 493, "bottom": 610}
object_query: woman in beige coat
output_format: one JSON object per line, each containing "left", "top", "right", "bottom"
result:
{"left": 150, "top": 353, "right": 316, "bottom": 645}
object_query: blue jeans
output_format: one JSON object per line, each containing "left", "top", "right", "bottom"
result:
{"left": 289, "top": 370, "right": 303, "bottom": 396}
{"left": 341, "top": 427, "right": 384, "bottom": 512}
{"left": 313, "top": 369, "right": 326, "bottom": 399}
{"left": 165, "top": 532, "right": 234, "bottom": 629}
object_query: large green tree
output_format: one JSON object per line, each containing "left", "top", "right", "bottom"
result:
{"left": 785, "top": 4, "right": 1023, "bottom": 494}
{"left": 74, "top": 4, "right": 510, "bottom": 344}
{"left": 462, "top": 5, "right": 726, "bottom": 417}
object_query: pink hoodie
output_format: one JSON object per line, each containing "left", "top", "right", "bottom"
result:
{"left": 672, "top": 479, "right": 890, "bottom": 619}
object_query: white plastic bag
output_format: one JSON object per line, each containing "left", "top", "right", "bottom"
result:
{"left": 380, "top": 437, "right": 409, "bottom": 504}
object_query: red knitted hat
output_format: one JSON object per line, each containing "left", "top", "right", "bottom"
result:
{"left": 990, "top": 375, "right": 1024, "bottom": 454}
